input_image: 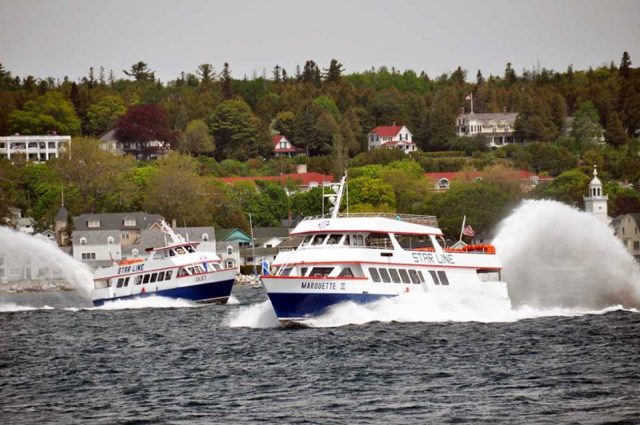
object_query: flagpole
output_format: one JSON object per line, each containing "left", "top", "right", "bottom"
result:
{"left": 470, "top": 93, "right": 474, "bottom": 114}
{"left": 458, "top": 215, "right": 466, "bottom": 242}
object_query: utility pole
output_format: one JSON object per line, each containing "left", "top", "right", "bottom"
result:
{"left": 249, "top": 213, "right": 257, "bottom": 275}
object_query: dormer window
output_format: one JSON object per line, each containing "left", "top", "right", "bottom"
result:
{"left": 123, "top": 218, "right": 136, "bottom": 227}
{"left": 202, "top": 233, "right": 209, "bottom": 241}
{"left": 107, "top": 236, "right": 115, "bottom": 245}
{"left": 88, "top": 219, "right": 100, "bottom": 228}
{"left": 80, "top": 237, "right": 87, "bottom": 245}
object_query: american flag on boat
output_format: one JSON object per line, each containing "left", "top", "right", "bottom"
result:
{"left": 462, "top": 225, "right": 475, "bottom": 237}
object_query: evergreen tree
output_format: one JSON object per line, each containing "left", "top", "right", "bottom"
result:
{"left": 605, "top": 112, "right": 629, "bottom": 147}
{"left": 476, "top": 70, "right": 484, "bottom": 85}
{"left": 221, "top": 62, "right": 233, "bottom": 99}
{"left": 504, "top": 62, "right": 517, "bottom": 85}
{"left": 324, "top": 59, "right": 344, "bottom": 83}
{"left": 123, "top": 61, "right": 155, "bottom": 82}
{"left": 272, "top": 65, "right": 282, "bottom": 83}
{"left": 197, "top": 64, "right": 215, "bottom": 85}
{"left": 620, "top": 51, "right": 632, "bottom": 80}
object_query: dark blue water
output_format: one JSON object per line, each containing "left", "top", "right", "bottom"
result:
{"left": 1, "top": 286, "right": 639, "bottom": 424}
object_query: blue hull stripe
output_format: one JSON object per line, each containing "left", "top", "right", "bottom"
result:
{"left": 266, "top": 292, "right": 390, "bottom": 320}
{"left": 93, "top": 279, "right": 234, "bottom": 306}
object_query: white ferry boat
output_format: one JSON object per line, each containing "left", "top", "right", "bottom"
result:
{"left": 261, "top": 176, "right": 509, "bottom": 324}
{"left": 92, "top": 221, "right": 237, "bottom": 306}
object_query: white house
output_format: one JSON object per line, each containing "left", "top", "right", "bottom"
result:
{"left": 0, "top": 135, "right": 71, "bottom": 162}
{"left": 612, "top": 214, "right": 640, "bottom": 261}
{"left": 273, "top": 134, "right": 305, "bottom": 157}
{"left": 72, "top": 230, "right": 123, "bottom": 267}
{"left": 455, "top": 110, "right": 518, "bottom": 148}
{"left": 367, "top": 125, "right": 416, "bottom": 153}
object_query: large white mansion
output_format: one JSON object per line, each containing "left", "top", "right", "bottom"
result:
{"left": 0, "top": 135, "right": 71, "bottom": 162}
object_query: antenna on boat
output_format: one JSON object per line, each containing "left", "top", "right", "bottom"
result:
{"left": 324, "top": 174, "right": 347, "bottom": 219}
{"left": 159, "top": 219, "right": 186, "bottom": 245}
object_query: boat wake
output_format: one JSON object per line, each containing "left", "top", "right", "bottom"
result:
{"left": 225, "top": 293, "right": 637, "bottom": 328}
{"left": 0, "top": 295, "right": 198, "bottom": 313}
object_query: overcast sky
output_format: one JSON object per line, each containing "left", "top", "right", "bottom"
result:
{"left": 1, "top": 0, "right": 638, "bottom": 83}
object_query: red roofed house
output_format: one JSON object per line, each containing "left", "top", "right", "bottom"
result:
{"left": 273, "top": 134, "right": 305, "bottom": 158}
{"left": 219, "top": 165, "right": 334, "bottom": 194}
{"left": 424, "top": 170, "right": 553, "bottom": 191}
{"left": 367, "top": 125, "right": 416, "bottom": 153}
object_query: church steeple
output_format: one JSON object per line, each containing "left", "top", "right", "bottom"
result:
{"left": 584, "top": 165, "right": 609, "bottom": 224}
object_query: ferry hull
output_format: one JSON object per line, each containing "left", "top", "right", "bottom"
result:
{"left": 92, "top": 278, "right": 235, "bottom": 307}
{"left": 267, "top": 292, "right": 389, "bottom": 320}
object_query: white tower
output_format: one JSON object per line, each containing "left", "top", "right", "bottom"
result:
{"left": 584, "top": 165, "right": 610, "bottom": 225}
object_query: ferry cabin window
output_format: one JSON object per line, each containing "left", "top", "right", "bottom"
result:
{"left": 150, "top": 273, "right": 158, "bottom": 283}
{"left": 338, "top": 267, "right": 354, "bottom": 278}
{"left": 379, "top": 268, "right": 391, "bottom": 283}
{"left": 123, "top": 277, "right": 130, "bottom": 287}
{"left": 417, "top": 270, "right": 426, "bottom": 283}
{"left": 312, "top": 234, "right": 328, "bottom": 246}
{"left": 143, "top": 274, "right": 151, "bottom": 284}
{"left": 369, "top": 268, "right": 381, "bottom": 283}
{"left": 309, "top": 267, "right": 333, "bottom": 277}
{"left": 398, "top": 269, "right": 411, "bottom": 284}
{"left": 135, "top": 275, "right": 143, "bottom": 285}
{"left": 408, "top": 269, "right": 420, "bottom": 284}
{"left": 388, "top": 269, "right": 401, "bottom": 283}
{"left": 437, "top": 271, "right": 450, "bottom": 285}
{"left": 169, "top": 249, "right": 176, "bottom": 256}
{"left": 175, "top": 247, "right": 186, "bottom": 255}
{"left": 280, "top": 267, "right": 293, "bottom": 277}
{"left": 395, "top": 234, "right": 434, "bottom": 250}
{"left": 301, "top": 235, "right": 313, "bottom": 247}
{"left": 158, "top": 271, "right": 165, "bottom": 281}
{"left": 300, "top": 267, "right": 308, "bottom": 276}
{"left": 326, "top": 234, "right": 342, "bottom": 245}
{"left": 365, "top": 233, "right": 392, "bottom": 249}
{"left": 185, "top": 245, "right": 195, "bottom": 253}
{"left": 116, "top": 278, "right": 124, "bottom": 288}
{"left": 428, "top": 270, "right": 440, "bottom": 285}
{"left": 350, "top": 234, "right": 364, "bottom": 246}
{"left": 165, "top": 270, "right": 173, "bottom": 280}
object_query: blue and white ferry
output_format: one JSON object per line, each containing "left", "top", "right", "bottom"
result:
{"left": 92, "top": 221, "right": 237, "bottom": 306}
{"left": 261, "top": 176, "right": 509, "bottom": 324}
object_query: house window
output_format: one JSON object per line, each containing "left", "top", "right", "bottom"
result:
{"left": 225, "top": 259, "right": 235, "bottom": 269}
{"left": 202, "top": 233, "right": 209, "bottom": 241}
{"left": 438, "top": 178, "right": 450, "bottom": 190}
{"left": 123, "top": 218, "right": 136, "bottom": 226}
{"left": 87, "top": 219, "right": 100, "bottom": 228}
{"left": 132, "top": 248, "right": 139, "bottom": 256}
{"left": 107, "top": 236, "right": 114, "bottom": 245}
{"left": 227, "top": 246, "right": 233, "bottom": 255}
{"left": 634, "top": 241, "right": 640, "bottom": 251}
{"left": 80, "top": 237, "right": 87, "bottom": 245}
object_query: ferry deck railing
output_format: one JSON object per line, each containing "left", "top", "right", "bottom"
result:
{"left": 301, "top": 213, "right": 438, "bottom": 227}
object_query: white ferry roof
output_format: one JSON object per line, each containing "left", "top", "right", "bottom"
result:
{"left": 290, "top": 214, "right": 442, "bottom": 237}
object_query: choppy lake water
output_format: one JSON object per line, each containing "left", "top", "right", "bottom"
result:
{"left": 2, "top": 286, "right": 639, "bottom": 425}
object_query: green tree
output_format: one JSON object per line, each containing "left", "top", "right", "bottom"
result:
{"left": 533, "top": 168, "right": 590, "bottom": 207}
{"left": 569, "top": 101, "right": 604, "bottom": 151}
{"left": 180, "top": 119, "right": 215, "bottom": 155}
{"left": 9, "top": 92, "right": 81, "bottom": 135}
{"left": 143, "top": 152, "right": 211, "bottom": 225}
{"left": 123, "top": 61, "right": 155, "bottom": 82}
{"left": 209, "top": 99, "right": 267, "bottom": 161}
{"left": 273, "top": 111, "right": 296, "bottom": 139}
{"left": 605, "top": 112, "right": 629, "bottom": 147}
{"left": 55, "top": 137, "right": 137, "bottom": 213}
{"left": 347, "top": 176, "right": 396, "bottom": 212}
{"left": 86, "top": 95, "right": 126, "bottom": 135}
{"left": 324, "top": 59, "right": 344, "bottom": 83}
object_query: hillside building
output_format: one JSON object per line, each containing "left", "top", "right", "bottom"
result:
{"left": 367, "top": 125, "right": 416, "bottom": 153}
{"left": 273, "top": 134, "right": 305, "bottom": 157}
{"left": 0, "top": 135, "right": 71, "bottom": 162}
{"left": 455, "top": 108, "right": 518, "bottom": 149}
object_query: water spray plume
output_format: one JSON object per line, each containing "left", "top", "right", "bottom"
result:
{"left": 493, "top": 200, "right": 640, "bottom": 309}
{"left": 0, "top": 226, "right": 94, "bottom": 299}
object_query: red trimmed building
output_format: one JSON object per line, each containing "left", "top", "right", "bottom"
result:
{"left": 219, "top": 167, "right": 334, "bottom": 194}
{"left": 273, "top": 134, "right": 305, "bottom": 158}
{"left": 424, "top": 170, "right": 553, "bottom": 191}
{"left": 367, "top": 125, "right": 416, "bottom": 153}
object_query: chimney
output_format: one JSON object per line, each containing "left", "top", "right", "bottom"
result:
{"left": 296, "top": 164, "right": 307, "bottom": 174}
{"left": 459, "top": 107, "right": 465, "bottom": 115}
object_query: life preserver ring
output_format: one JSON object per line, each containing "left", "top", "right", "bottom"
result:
{"left": 118, "top": 258, "right": 144, "bottom": 265}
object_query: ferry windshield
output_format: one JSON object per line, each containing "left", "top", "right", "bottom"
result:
{"left": 396, "top": 234, "right": 435, "bottom": 250}
{"left": 365, "top": 233, "right": 392, "bottom": 249}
